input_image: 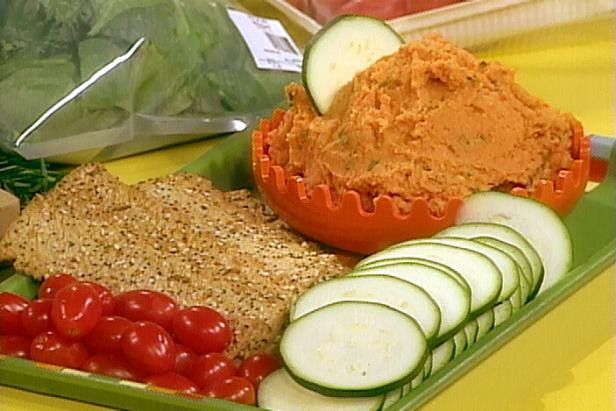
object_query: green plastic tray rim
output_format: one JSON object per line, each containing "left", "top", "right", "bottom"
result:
{"left": 1, "top": 141, "right": 615, "bottom": 410}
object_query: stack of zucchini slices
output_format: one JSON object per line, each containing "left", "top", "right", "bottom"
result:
{"left": 259, "top": 13, "right": 574, "bottom": 410}
{"left": 258, "top": 192, "right": 572, "bottom": 410}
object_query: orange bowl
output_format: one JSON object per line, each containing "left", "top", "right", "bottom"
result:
{"left": 252, "top": 109, "right": 590, "bottom": 254}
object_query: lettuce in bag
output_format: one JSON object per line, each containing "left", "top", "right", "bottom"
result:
{"left": 0, "top": 0, "right": 299, "bottom": 163}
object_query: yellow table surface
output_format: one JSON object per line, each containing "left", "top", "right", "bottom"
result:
{"left": 2, "top": 10, "right": 614, "bottom": 411}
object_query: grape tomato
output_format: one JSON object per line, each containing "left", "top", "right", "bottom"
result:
{"left": 0, "top": 292, "right": 29, "bottom": 335}
{"left": 237, "top": 354, "right": 280, "bottom": 389}
{"left": 121, "top": 321, "right": 175, "bottom": 375}
{"left": 81, "top": 282, "right": 115, "bottom": 315}
{"left": 204, "top": 376, "right": 256, "bottom": 406}
{"left": 5, "top": 280, "right": 267, "bottom": 406}
{"left": 145, "top": 372, "right": 200, "bottom": 394}
{"left": 82, "top": 353, "right": 144, "bottom": 381}
{"left": 406, "top": 0, "right": 461, "bottom": 14}
{"left": 21, "top": 298, "right": 53, "bottom": 338}
{"left": 172, "top": 306, "right": 232, "bottom": 354}
{"left": 82, "top": 316, "right": 132, "bottom": 355}
{"left": 0, "top": 335, "right": 32, "bottom": 358}
{"left": 51, "top": 282, "right": 102, "bottom": 339}
{"left": 173, "top": 343, "right": 197, "bottom": 377}
{"left": 336, "top": 0, "right": 407, "bottom": 20}
{"left": 30, "top": 331, "right": 89, "bottom": 369}
{"left": 189, "top": 352, "right": 237, "bottom": 390}
{"left": 114, "top": 290, "right": 177, "bottom": 332}
{"left": 38, "top": 274, "right": 76, "bottom": 299}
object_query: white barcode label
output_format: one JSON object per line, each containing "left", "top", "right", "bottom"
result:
{"left": 227, "top": 9, "right": 302, "bottom": 73}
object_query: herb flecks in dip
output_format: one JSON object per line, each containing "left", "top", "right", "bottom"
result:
{"left": 267, "top": 34, "right": 575, "bottom": 214}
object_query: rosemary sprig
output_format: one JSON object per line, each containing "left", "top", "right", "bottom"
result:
{"left": 0, "top": 151, "right": 69, "bottom": 207}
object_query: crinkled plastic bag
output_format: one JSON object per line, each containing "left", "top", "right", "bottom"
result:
{"left": 0, "top": 0, "right": 299, "bottom": 164}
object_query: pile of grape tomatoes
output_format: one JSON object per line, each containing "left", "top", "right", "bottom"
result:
{"left": 0, "top": 274, "right": 280, "bottom": 406}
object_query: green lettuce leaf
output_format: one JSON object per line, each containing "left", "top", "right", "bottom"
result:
{"left": 0, "top": 0, "right": 300, "bottom": 162}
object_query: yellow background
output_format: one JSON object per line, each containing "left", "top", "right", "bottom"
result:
{"left": 2, "top": 6, "right": 614, "bottom": 411}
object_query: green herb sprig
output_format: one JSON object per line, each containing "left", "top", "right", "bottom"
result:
{"left": 0, "top": 151, "right": 68, "bottom": 207}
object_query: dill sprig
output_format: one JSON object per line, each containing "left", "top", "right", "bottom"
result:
{"left": 0, "top": 151, "right": 69, "bottom": 207}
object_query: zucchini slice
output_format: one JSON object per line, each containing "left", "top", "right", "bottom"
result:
{"left": 302, "top": 15, "right": 403, "bottom": 114}
{"left": 436, "top": 222, "right": 544, "bottom": 297}
{"left": 431, "top": 340, "right": 455, "bottom": 374}
{"left": 358, "top": 257, "right": 471, "bottom": 292}
{"left": 410, "top": 370, "right": 423, "bottom": 389}
{"left": 431, "top": 340, "right": 456, "bottom": 375}
{"left": 351, "top": 262, "right": 470, "bottom": 344}
{"left": 464, "top": 320, "right": 479, "bottom": 348}
{"left": 452, "top": 329, "right": 467, "bottom": 358}
{"left": 290, "top": 275, "right": 441, "bottom": 343}
{"left": 382, "top": 387, "right": 403, "bottom": 409}
{"left": 475, "top": 309, "right": 495, "bottom": 341}
{"left": 258, "top": 369, "right": 384, "bottom": 411}
{"left": 475, "top": 236, "right": 533, "bottom": 304}
{"left": 409, "top": 355, "right": 430, "bottom": 389}
{"left": 280, "top": 301, "right": 428, "bottom": 397}
{"left": 358, "top": 241, "right": 501, "bottom": 316}
{"left": 422, "top": 237, "right": 518, "bottom": 303}
{"left": 508, "top": 281, "right": 523, "bottom": 313}
{"left": 423, "top": 351, "right": 433, "bottom": 379}
{"left": 493, "top": 300, "right": 513, "bottom": 327}
{"left": 401, "top": 382, "right": 412, "bottom": 396}
{"left": 455, "top": 192, "right": 571, "bottom": 294}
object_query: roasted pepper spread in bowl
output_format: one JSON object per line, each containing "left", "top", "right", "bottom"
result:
{"left": 253, "top": 34, "right": 589, "bottom": 254}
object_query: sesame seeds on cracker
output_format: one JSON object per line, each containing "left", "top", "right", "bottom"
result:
{"left": 0, "top": 164, "right": 349, "bottom": 359}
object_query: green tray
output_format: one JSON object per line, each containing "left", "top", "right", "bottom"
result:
{"left": 1, "top": 134, "right": 615, "bottom": 410}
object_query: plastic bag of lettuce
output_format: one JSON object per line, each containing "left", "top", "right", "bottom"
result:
{"left": 0, "top": 0, "right": 299, "bottom": 164}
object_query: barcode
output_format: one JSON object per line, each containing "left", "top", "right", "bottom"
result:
{"left": 265, "top": 32, "right": 298, "bottom": 55}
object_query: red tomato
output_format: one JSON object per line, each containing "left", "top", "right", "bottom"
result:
{"left": 0, "top": 292, "right": 29, "bottom": 335}
{"left": 82, "top": 353, "right": 144, "bottom": 381}
{"left": 173, "top": 343, "right": 197, "bottom": 377}
{"left": 114, "top": 290, "right": 177, "bottom": 332}
{"left": 81, "top": 282, "right": 115, "bottom": 315}
{"left": 286, "top": 0, "right": 311, "bottom": 12}
{"left": 51, "top": 282, "right": 102, "bottom": 339}
{"left": 21, "top": 298, "right": 53, "bottom": 338}
{"left": 237, "top": 354, "right": 280, "bottom": 389}
{"left": 189, "top": 352, "right": 237, "bottom": 390}
{"left": 30, "top": 331, "right": 89, "bottom": 368}
{"left": 121, "top": 321, "right": 175, "bottom": 375}
{"left": 310, "top": 0, "right": 348, "bottom": 23}
{"left": 0, "top": 335, "right": 32, "bottom": 358}
{"left": 406, "top": 0, "right": 461, "bottom": 14}
{"left": 38, "top": 274, "right": 76, "bottom": 299}
{"left": 172, "top": 307, "right": 232, "bottom": 354}
{"left": 82, "top": 316, "right": 132, "bottom": 355}
{"left": 204, "top": 376, "right": 256, "bottom": 405}
{"left": 145, "top": 372, "right": 200, "bottom": 394}
{"left": 337, "top": 0, "right": 407, "bottom": 20}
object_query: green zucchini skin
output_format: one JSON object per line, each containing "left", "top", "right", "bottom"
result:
{"left": 351, "top": 261, "right": 471, "bottom": 346}
{"left": 301, "top": 14, "right": 403, "bottom": 114}
{"left": 280, "top": 301, "right": 429, "bottom": 398}
{"left": 289, "top": 274, "right": 442, "bottom": 344}
{"left": 283, "top": 348, "right": 429, "bottom": 398}
{"left": 258, "top": 369, "right": 385, "bottom": 411}
{"left": 455, "top": 192, "right": 572, "bottom": 295}
{"left": 437, "top": 221, "right": 545, "bottom": 296}
{"left": 359, "top": 241, "right": 502, "bottom": 318}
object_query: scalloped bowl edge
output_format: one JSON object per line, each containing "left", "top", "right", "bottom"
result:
{"left": 252, "top": 109, "right": 590, "bottom": 254}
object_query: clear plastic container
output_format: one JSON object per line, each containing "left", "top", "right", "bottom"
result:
{"left": 282, "top": 0, "right": 460, "bottom": 24}
{"left": 265, "top": 0, "right": 613, "bottom": 49}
